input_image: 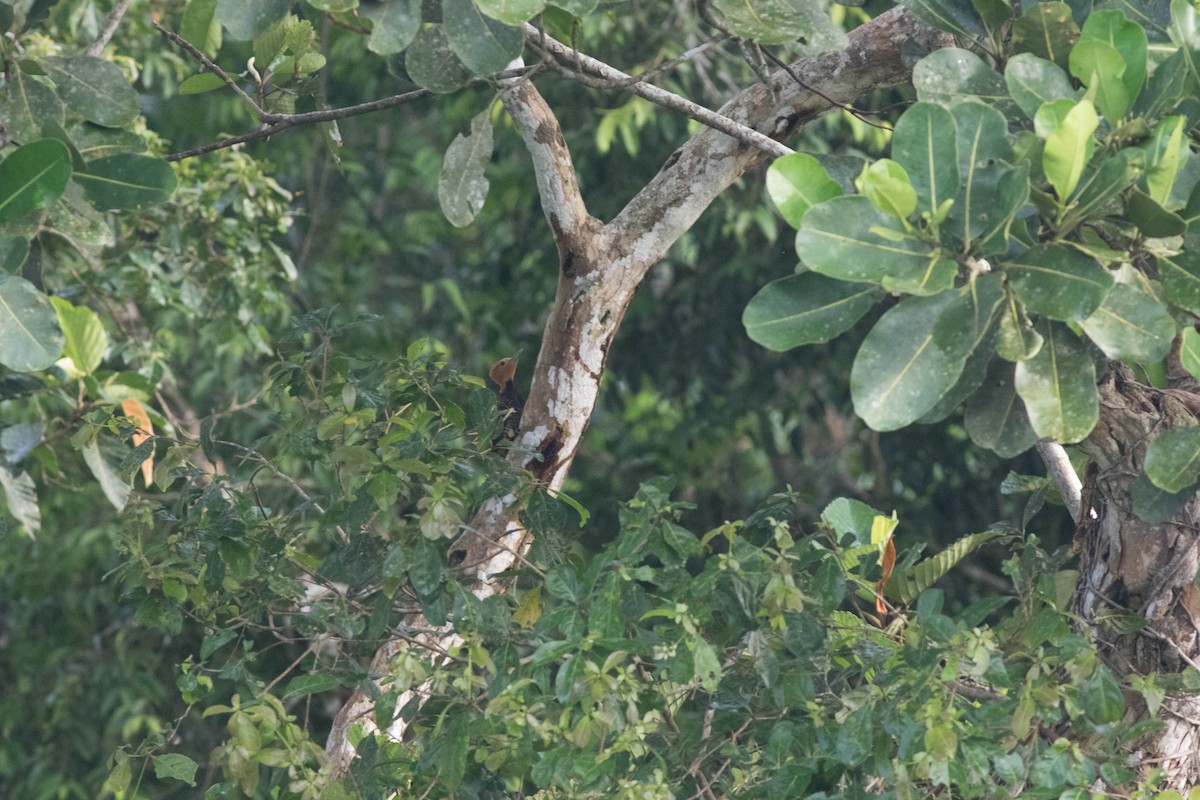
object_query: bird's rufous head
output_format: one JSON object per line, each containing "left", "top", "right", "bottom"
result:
{"left": 489, "top": 356, "right": 518, "bottom": 386}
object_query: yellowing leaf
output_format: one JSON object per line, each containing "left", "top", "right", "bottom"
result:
{"left": 121, "top": 398, "right": 154, "bottom": 486}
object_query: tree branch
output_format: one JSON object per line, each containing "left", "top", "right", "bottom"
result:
{"left": 526, "top": 25, "right": 793, "bottom": 159}
{"left": 87, "top": 0, "right": 135, "bottom": 57}
{"left": 1036, "top": 440, "right": 1082, "bottom": 524}
{"left": 154, "top": 22, "right": 265, "bottom": 116}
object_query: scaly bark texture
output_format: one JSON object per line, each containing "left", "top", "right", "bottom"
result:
{"left": 1074, "top": 363, "right": 1200, "bottom": 789}
{"left": 325, "top": 7, "right": 950, "bottom": 774}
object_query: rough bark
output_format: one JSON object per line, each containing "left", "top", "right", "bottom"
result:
{"left": 325, "top": 7, "right": 949, "bottom": 775}
{"left": 1074, "top": 363, "right": 1200, "bottom": 789}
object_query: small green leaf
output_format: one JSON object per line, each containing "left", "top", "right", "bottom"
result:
{"left": 151, "top": 753, "right": 199, "bottom": 786}
{"left": 1079, "top": 282, "right": 1174, "bottom": 364}
{"left": 1158, "top": 252, "right": 1200, "bottom": 314}
{"left": 42, "top": 56, "right": 139, "bottom": 128}
{"left": 996, "top": 291, "right": 1043, "bottom": 361}
{"left": 1041, "top": 97, "right": 1098, "bottom": 201}
{"left": 1014, "top": 322, "right": 1098, "bottom": 443}
{"left": 892, "top": 102, "right": 960, "bottom": 216}
{"left": 181, "top": 0, "right": 222, "bottom": 57}
{"left": 1005, "top": 243, "right": 1112, "bottom": 321}
{"left": 1070, "top": 9, "right": 1146, "bottom": 123}
{"left": 405, "top": 25, "right": 474, "bottom": 93}
{"left": 743, "top": 272, "right": 882, "bottom": 350}
{"left": 766, "top": 153, "right": 842, "bottom": 227}
{"left": 0, "top": 464, "right": 40, "bottom": 536}
{"left": 0, "top": 139, "right": 72, "bottom": 224}
{"left": 856, "top": 158, "right": 917, "bottom": 220}
{"left": 1142, "top": 115, "right": 1186, "bottom": 205}
{"left": 1005, "top": 53, "right": 1076, "bottom": 121}
{"left": 475, "top": 0, "right": 545, "bottom": 25}
{"left": 75, "top": 154, "right": 177, "bottom": 210}
{"left": 1128, "top": 189, "right": 1185, "bottom": 237}
{"left": 283, "top": 673, "right": 347, "bottom": 698}
{"left": 438, "top": 110, "right": 493, "bottom": 227}
{"left": 834, "top": 706, "right": 873, "bottom": 766}
{"left": 0, "top": 273, "right": 64, "bottom": 372}
{"left": 1181, "top": 327, "right": 1200, "bottom": 382}
{"left": 50, "top": 297, "right": 108, "bottom": 375}
{"left": 692, "top": 639, "right": 721, "bottom": 691}
{"left": 1144, "top": 426, "right": 1200, "bottom": 493}
{"left": 362, "top": 0, "right": 421, "bottom": 55}
{"left": 81, "top": 438, "right": 132, "bottom": 511}
{"left": 178, "top": 73, "right": 226, "bottom": 94}
{"left": 1080, "top": 664, "right": 1125, "bottom": 724}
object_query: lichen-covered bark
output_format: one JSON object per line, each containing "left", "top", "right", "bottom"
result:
{"left": 1074, "top": 363, "right": 1200, "bottom": 789}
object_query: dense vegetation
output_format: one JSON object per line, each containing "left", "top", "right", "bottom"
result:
{"left": 5, "top": 0, "right": 1200, "bottom": 797}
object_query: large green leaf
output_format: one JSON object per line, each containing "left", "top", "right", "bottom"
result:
{"left": 912, "top": 48, "right": 1010, "bottom": 109}
{"left": 1131, "top": 471, "right": 1197, "bottom": 523}
{"left": 1143, "top": 426, "right": 1200, "bottom": 493}
{"left": 362, "top": 0, "right": 421, "bottom": 55}
{"left": 917, "top": 273, "right": 1004, "bottom": 422}
{"left": 850, "top": 287, "right": 982, "bottom": 431}
{"left": 443, "top": 0, "right": 523, "bottom": 74}
{"left": 405, "top": 25, "right": 474, "bottom": 92}
{"left": 1154, "top": 253, "right": 1200, "bottom": 313}
{"left": 1071, "top": 9, "right": 1146, "bottom": 124}
{"left": 766, "top": 153, "right": 842, "bottom": 228}
{"left": 795, "top": 196, "right": 940, "bottom": 287}
{"left": 42, "top": 56, "right": 139, "bottom": 128}
{"left": 1005, "top": 53, "right": 1075, "bottom": 121}
{"left": 0, "top": 274, "right": 63, "bottom": 372}
{"left": 1014, "top": 322, "right": 1098, "bottom": 443}
{"left": 743, "top": 272, "right": 882, "bottom": 351}
{"left": 0, "top": 139, "right": 72, "bottom": 224}
{"left": 965, "top": 358, "right": 1037, "bottom": 456}
{"left": 75, "top": 155, "right": 177, "bottom": 211}
{"left": 1041, "top": 97, "right": 1098, "bottom": 201}
{"left": 1012, "top": 1, "right": 1080, "bottom": 67}
{"left": 945, "top": 102, "right": 1029, "bottom": 252}
{"left": 438, "top": 110, "right": 493, "bottom": 228}
{"left": 1005, "top": 243, "right": 1112, "bottom": 321}
{"left": 1061, "top": 148, "right": 1144, "bottom": 232}
{"left": 0, "top": 464, "right": 40, "bottom": 536}
{"left": 708, "top": 0, "right": 845, "bottom": 47}
{"left": 180, "top": 0, "right": 222, "bottom": 57}
{"left": 1141, "top": 115, "right": 1186, "bottom": 205}
{"left": 1079, "top": 282, "right": 1174, "bottom": 364}
{"left": 3, "top": 62, "right": 65, "bottom": 143}
{"left": 892, "top": 102, "right": 959, "bottom": 216}
{"left": 855, "top": 159, "right": 916, "bottom": 221}
{"left": 899, "top": 0, "right": 986, "bottom": 37}
{"left": 1128, "top": 189, "right": 1185, "bottom": 237}
{"left": 1171, "top": 0, "right": 1200, "bottom": 85}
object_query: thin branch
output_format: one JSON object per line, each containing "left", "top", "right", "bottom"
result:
{"left": 525, "top": 25, "right": 793, "bottom": 159}
{"left": 759, "top": 48, "right": 893, "bottom": 131}
{"left": 88, "top": 0, "right": 135, "bottom": 56}
{"left": 1035, "top": 440, "right": 1083, "bottom": 523}
{"left": 154, "top": 22, "right": 265, "bottom": 115}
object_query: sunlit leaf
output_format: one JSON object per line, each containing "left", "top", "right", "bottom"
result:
{"left": 743, "top": 272, "right": 882, "bottom": 350}
{"left": 766, "top": 153, "right": 842, "bottom": 227}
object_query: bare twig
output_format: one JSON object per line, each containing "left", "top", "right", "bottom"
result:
{"left": 759, "top": 47, "right": 893, "bottom": 131}
{"left": 87, "top": 0, "right": 135, "bottom": 57}
{"left": 525, "top": 25, "right": 793, "bottom": 159}
{"left": 1035, "top": 440, "right": 1083, "bottom": 523}
{"left": 154, "top": 22, "right": 265, "bottom": 115}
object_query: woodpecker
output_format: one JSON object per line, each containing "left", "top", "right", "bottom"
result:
{"left": 489, "top": 356, "right": 524, "bottom": 448}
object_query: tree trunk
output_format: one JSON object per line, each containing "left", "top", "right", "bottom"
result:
{"left": 1074, "top": 363, "right": 1200, "bottom": 789}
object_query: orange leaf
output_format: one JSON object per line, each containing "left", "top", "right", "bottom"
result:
{"left": 874, "top": 534, "right": 897, "bottom": 614}
{"left": 121, "top": 398, "right": 154, "bottom": 486}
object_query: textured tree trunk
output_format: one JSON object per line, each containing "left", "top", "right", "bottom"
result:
{"left": 1074, "top": 363, "right": 1200, "bottom": 789}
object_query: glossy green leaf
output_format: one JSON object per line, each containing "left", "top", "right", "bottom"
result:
{"left": 0, "top": 139, "right": 72, "bottom": 224}
{"left": 743, "top": 272, "right": 882, "bottom": 350}
{"left": 1079, "top": 9, "right": 1147, "bottom": 108}
{"left": 917, "top": 273, "right": 1005, "bottom": 422}
{"left": 50, "top": 297, "right": 108, "bottom": 375}
{"left": 42, "top": 56, "right": 139, "bottom": 128}
{"left": 850, "top": 288, "right": 981, "bottom": 431}
{"left": 1128, "top": 189, "right": 1185, "bottom": 237}
{"left": 181, "top": 0, "right": 222, "bottom": 57}
{"left": 3, "top": 62, "right": 65, "bottom": 143}
{"left": 1144, "top": 426, "right": 1200, "bottom": 492}
{"left": 443, "top": 0, "right": 523, "bottom": 74}
{"left": 0, "top": 465, "right": 40, "bottom": 536}
{"left": 996, "top": 290, "right": 1043, "bottom": 361}
{"left": 1041, "top": 97, "right": 1098, "bottom": 201}
{"left": 1141, "top": 116, "right": 1185, "bottom": 205}
{"left": 855, "top": 159, "right": 916, "bottom": 220}
{"left": 75, "top": 155, "right": 177, "bottom": 211}
{"left": 178, "top": 73, "right": 226, "bottom": 95}
{"left": 891, "top": 103, "right": 959, "bottom": 216}
{"left": 1181, "top": 327, "right": 1200, "bottom": 381}
{"left": 900, "top": 0, "right": 986, "bottom": 37}
{"left": 1012, "top": 1, "right": 1080, "bottom": 67}
{"left": 1136, "top": 48, "right": 1188, "bottom": 119}
{"left": 1158, "top": 251, "right": 1200, "bottom": 313}
{"left": 945, "top": 102, "right": 1028, "bottom": 250}
{"left": 438, "top": 110, "right": 493, "bottom": 228}
{"left": 1005, "top": 243, "right": 1112, "bottom": 321}
{"left": 965, "top": 358, "right": 1037, "bottom": 456}
{"left": 405, "top": 25, "right": 474, "bottom": 92}
{"left": 912, "top": 48, "right": 1009, "bottom": 108}
{"left": 1132, "top": 471, "right": 1197, "bottom": 523}
{"left": 1079, "top": 282, "right": 1174, "bottom": 363}
{"left": 1062, "top": 148, "right": 1144, "bottom": 230}
{"left": 362, "top": 0, "right": 421, "bottom": 55}
{"left": 1005, "top": 53, "right": 1075, "bottom": 121}
{"left": 766, "top": 153, "right": 842, "bottom": 228}
{"left": 1080, "top": 665, "right": 1125, "bottom": 724}
{"left": 1069, "top": 41, "right": 1132, "bottom": 124}
{"left": 1014, "top": 322, "right": 1098, "bottom": 443}
{"left": 796, "top": 196, "right": 938, "bottom": 286}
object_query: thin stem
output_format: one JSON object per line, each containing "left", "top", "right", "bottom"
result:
{"left": 87, "top": 0, "right": 135, "bottom": 57}
{"left": 154, "top": 22, "right": 265, "bottom": 115}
